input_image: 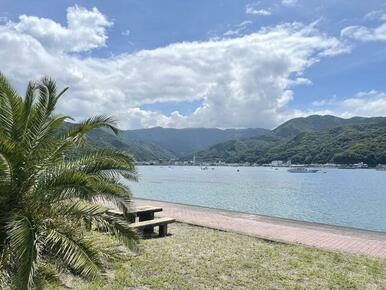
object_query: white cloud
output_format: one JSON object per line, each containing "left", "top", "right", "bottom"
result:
{"left": 223, "top": 20, "right": 252, "bottom": 37}
{"left": 245, "top": 2, "right": 272, "bottom": 16}
{"left": 341, "top": 22, "right": 386, "bottom": 42}
{"left": 310, "top": 91, "right": 386, "bottom": 118}
{"left": 121, "top": 29, "right": 130, "bottom": 36}
{"left": 246, "top": 8, "right": 272, "bottom": 16}
{"left": 125, "top": 108, "right": 189, "bottom": 129}
{"left": 11, "top": 6, "right": 112, "bottom": 53}
{"left": 364, "top": 10, "right": 386, "bottom": 21}
{"left": 0, "top": 7, "right": 348, "bottom": 129}
{"left": 339, "top": 91, "right": 386, "bottom": 117}
{"left": 281, "top": 0, "right": 298, "bottom": 6}
{"left": 289, "top": 77, "right": 312, "bottom": 86}
{"left": 312, "top": 96, "right": 336, "bottom": 107}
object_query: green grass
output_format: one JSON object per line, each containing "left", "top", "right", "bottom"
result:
{"left": 46, "top": 223, "right": 386, "bottom": 290}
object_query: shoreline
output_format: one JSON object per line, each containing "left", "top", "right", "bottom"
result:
{"left": 133, "top": 198, "right": 386, "bottom": 259}
{"left": 133, "top": 197, "right": 386, "bottom": 236}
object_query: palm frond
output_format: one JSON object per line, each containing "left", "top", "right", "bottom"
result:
{"left": 21, "top": 81, "right": 36, "bottom": 138}
{"left": 37, "top": 170, "right": 98, "bottom": 201}
{"left": 68, "top": 148, "right": 137, "bottom": 180}
{"left": 43, "top": 228, "right": 101, "bottom": 278}
{"left": 53, "top": 200, "right": 138, "bottom": 250}
{"left": 0, "top": 152, "right": 12, "bottom": 185}
{"left": 0, "top": 245, "right": 13, "bottom": 288}
{"left": 7, "top": 215, "right": 38, "bottom": 290}
{"left": 0, "top": 73, "right": 24, "bottom": 140}
{"left": 64, "top": 115, "right": 119, "bottom": 140}
{"left": 24, "top": 114, "right": 71, "bottom": 156}
{"left": 0, "top": 74, "right": 138, "bottom": 288}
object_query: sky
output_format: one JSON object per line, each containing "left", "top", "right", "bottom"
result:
{"left": 0, "top": 0, "right": 386, "bottom": 130}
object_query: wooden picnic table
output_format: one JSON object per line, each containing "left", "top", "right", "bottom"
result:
{"left": 108, "top": 205, "right": 174, "bottom": 236}
{"left": 108, "top": 206, "right": 162, "bottom": 222}
{"left": 130, "top": 206, "right": 163, "bottom": 222}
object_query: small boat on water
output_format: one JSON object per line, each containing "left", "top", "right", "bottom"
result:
{"left": 288, "top": 167, "right": 319, "bottom": 173}
{"left": 376, "top": 164, "right": 386, "bottom": 171}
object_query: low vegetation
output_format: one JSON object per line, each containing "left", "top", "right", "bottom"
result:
{"left": 46, "top": 223, "right": 386, "bottom": 289}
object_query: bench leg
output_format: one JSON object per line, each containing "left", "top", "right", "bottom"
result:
{"left": 143, "top": 226, "right": 154, "bottom": 235}
{"left": 159, "top": 224, "right": 168, "bottom": 237}
{"left": 139, "top": 212, "right": 154, "bottom": 222}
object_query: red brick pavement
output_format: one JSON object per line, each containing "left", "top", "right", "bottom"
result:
{"left": 133, "top": 198, "right": 386, "bottom": 259}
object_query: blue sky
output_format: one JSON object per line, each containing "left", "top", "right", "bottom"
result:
{"left": 1, "top": 0, "right": 386, "bottom": 129}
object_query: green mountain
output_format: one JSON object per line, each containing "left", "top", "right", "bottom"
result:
{"left": 62, "top": 122, "right": 174, "bottom": 161}
{"left": 121, "top": 127, "right": 269, "bottom": 157}
{"left": 65, "top": 123, "right": 268, "bottom": 161}
{"left": 262, "top": 122, "right": 386, "bottom": 165}
{"left": 84, "top": 128, "right": 175, "bottom": 161}
{"left": 188, "top": 134, "right": 282, "bottom": 163}
{"left": 272, "top": 115, "right": 386, "bottom": 137}
{"left": 194, "top": 115, "right": 386, "bottom": 165}
{"left": 69, "top": 115, "right": 386, "bottom": 165}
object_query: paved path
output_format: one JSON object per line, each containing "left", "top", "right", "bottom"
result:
{"left": 133, "top": 198, "right": 386, "bottom": 259}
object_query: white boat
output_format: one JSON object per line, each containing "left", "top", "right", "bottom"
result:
{"left": 376, "top": 164, "right": 386, "bottom": 171}
{"left": 288, "top": 167, "right": 319, "bottom": 173}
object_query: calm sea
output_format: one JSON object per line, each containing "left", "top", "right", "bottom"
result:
{"left": 126, "top": 166, "right": 386, "bottom": 232}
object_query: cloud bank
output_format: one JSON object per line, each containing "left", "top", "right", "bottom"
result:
{"left": 311, "top": 90, "right": 386, "bottom": 118}
{"left": 341, "top": 22, "right": 386, "bottom": 42}
{"left": 0, "top": 6, "right": 351, "bottom": 129}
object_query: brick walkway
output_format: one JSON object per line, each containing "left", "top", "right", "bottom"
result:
{"left": 133, "top": 198, "right": 386, "bottom": 259}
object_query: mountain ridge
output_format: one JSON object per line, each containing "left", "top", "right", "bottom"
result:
{"left": 73, "top": 115, "right": 386, "bottom": 165}
{"left": 272, "top": 115, "right": 386, "bottom": 137}
{"left": 120, "top": 127, "right": 269, "bottom": 157}
{"left": 193, "top": 115, "right": 386, "bottom": 165}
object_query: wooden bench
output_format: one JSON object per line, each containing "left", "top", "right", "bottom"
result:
{"left": 129, "top": 217, "right": 176, "bottom": 237}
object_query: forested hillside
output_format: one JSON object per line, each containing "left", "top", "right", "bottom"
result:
{"left": 193, "top": 116, "right": 386, "bottom": 165}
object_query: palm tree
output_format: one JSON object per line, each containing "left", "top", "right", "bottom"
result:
{"left": 0, "top": 74, "right": 138, "bottom": 289}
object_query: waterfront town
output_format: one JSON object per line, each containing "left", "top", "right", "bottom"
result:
{"left": 136, "top": 158, "right": 375, "bottom": 169}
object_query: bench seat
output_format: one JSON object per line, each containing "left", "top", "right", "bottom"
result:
{"left": 129, "top": 217, "right": 175, "bottom": 237}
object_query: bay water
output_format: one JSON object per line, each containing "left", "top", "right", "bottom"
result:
{"left": 126, "top": 166, "right": 386, "bottom": 232}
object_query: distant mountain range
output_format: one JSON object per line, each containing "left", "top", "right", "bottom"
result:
{"left": 120, "top": 127, "right": 269, "bottom": 157}
{"left": 79, "top": 115, "right": 386, "bottom": 165}
{"left": 83, "top": 126, "right": 268, "bottom": 161}
{"left": 84, "top": 128, "right": 174, "bottom": 161}
{"left": 193, "top": 115, "right": 386, "bottom": 166}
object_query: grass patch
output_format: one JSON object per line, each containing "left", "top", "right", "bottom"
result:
{"left": 47, "top": 223, "right": 386, "bottom": 289}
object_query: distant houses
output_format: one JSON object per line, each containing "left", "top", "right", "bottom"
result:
{"left": 135, "top": 158, "right": 374, "bottom": 169}
{"left": 270, "top": 160, "right": 291, "bottom": 167}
